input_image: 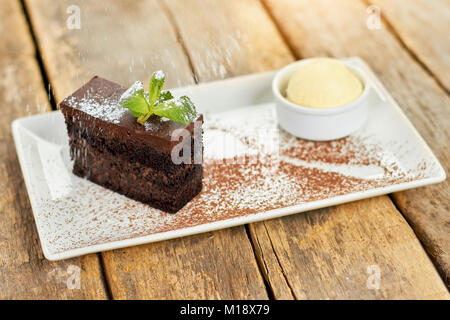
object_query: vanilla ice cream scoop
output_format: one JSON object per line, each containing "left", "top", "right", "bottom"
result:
{"left": 286, "top": 58, "right": 363, "bottom": 108}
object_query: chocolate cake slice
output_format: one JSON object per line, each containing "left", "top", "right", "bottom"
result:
{"left": 60, "top": 76, "right": 203, "bottom": 213}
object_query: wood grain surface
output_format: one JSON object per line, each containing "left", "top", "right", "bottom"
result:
{"left": 365, "top": 0, "right": 450, "bottom": 284}
{"left": 5, "top": 0, "right": 448, "bottom": 299}
{"left": 145, "top": 0, "right": 449, "bottom": 298}
{"left": 101, "top": 0, "right": 295, "bottom": 299}
{"left": 0, "top": 0, "right": 34, "bottom": 57}
{"left": 24, "top": 0, "right": 195, "bottom": 102}
{"left": 24, "top": 0, "right": 270, "bottom": 299}
{"left": 250, "top": 197, "right": 448, "bottom": 299}
{"left": 103, "top": 228, "right": 267, "bottom": 299}
{"left": 0, "top": 0, "right": 107, "bottom": 299}
{"left": 369, "top": 0, "right": 450, "bottom": 91}
{"left": 260, "top": 0, "right": 450, "bottom": 296}
{"left": 162, "top": 0, "right": 292, "bottom": 81}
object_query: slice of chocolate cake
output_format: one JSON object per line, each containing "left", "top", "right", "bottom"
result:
{"left": 60, "top": 76, "right": 203, "bottom": 213}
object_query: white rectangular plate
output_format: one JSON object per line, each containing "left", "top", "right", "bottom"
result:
{"left": 12, "top": 57, "right": 445, "bottom": 260}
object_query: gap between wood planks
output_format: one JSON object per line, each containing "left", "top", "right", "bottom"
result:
{"left": 246, "top": 224, "right": 297, "bottom": 299}
{"left": 244, "top": 225, "right": 277, "bottom": 299}
{"left": 157, "top": 0, "right": 280, "bottom": 299}
{"left": 157, "top": 0, "right": 199, "bottom": 84}
{"left": 18, "top": 0, "right": 112, "bottom": 299}
{"left": 259, "top": 0, "right": 443, "bottom": 289}
{"left": 262, "top": 0, "right": 449, "bottom": 96}
{"left": 259, "top": 0, "right": 300, "bottom": 60}
{"left": 19, "top": 0, "right": 57, "bottom": 110}
{"left": 361, "top": 0, "right": 449, "bottom": 94}
{"left": 18, "top": 0, "right": 273, "bottom": 299}
{"left": 386, "top": 192, "right": 447, "bottom": 288}
{"left": 98, "top": 252, "right": 113, "bottom": 299}
{"left": 257, "top": 0, "right": 449, "bottom": 287}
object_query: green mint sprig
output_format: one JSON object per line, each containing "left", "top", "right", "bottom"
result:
{"left": 119, "top": 71, "right": 197, "bottom": 126}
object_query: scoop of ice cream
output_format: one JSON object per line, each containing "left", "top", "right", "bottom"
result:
{"left": 286, "top": 58, "right": 363, "bottom": 108}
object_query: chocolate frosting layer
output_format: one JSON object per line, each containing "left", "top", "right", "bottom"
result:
{"left": 59, "top": 76, "right": 202, "bottom": 150}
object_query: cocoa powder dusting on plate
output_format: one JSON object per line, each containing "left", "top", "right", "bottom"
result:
{"left": 36, "top": 105, "right": 433, "bottom": 254}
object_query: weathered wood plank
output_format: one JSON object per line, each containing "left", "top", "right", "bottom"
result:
{"left": 262, "top": 0, "right": 450, "bottom": 294}
{"left": 103, "top": 228, "right": 268, "bottom": 299}
{"left": 24, "top": 0, "right": 450, "bottom": 299}
{"left": 0, "top": 0, "right": 34, "bottom": 57}
{"left": 24, "top": 0, "right": 195, "bottom": 103}
{"left": 161, "top": 0, "right": 290, "bottom": 299}
{"left": 363, "top": 0, "right": 450, "bottom": 284}
{"left": 162, "top": 0, "right": 292, "bottom": 82}
{"left": 166, "top": 0, "right": 449, "bottom": 299}
{"left": 369, "top": 0, "right": 450, "bottom": 91}
{"left": 0, "top": 0, "right": 107, "bottom": 299}
{"left": 251, "top": 197, "right": 449, "bottom": 299}
{"left": 24, "top": 0, "right": 269, "bottom": 299}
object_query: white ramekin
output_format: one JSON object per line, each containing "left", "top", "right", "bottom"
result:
{"left": 272, "top": 58, "right": 370, "bottom": 141}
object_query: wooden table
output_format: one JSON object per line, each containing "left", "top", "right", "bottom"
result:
{"left": 1, "top": 0, "right": 449, "bottom": 299}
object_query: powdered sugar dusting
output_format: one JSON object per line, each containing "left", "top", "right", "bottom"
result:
{"left": 64, "top": 94, "right": 126, "bottom": 124}
{"left": 154, "top": 70, "right": 165, "bottom": 81}
{"left": 119, "top": 80, "right": 144, "bottom": 102}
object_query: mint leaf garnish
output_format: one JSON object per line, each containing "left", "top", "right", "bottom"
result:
{"left": 148, "top": 70, "right": 165, "bottom": 107}
{"left": 153, "top": 96, "right": 197, "bottom": 126}
{"left": 119, "top": 81, "right": 150, "bottom": 118}
{"left": 119, "top": 71, "right": 197, "bottom": 126}
{"left": 156, "top": 90, "right": 174, "bottom": 105}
